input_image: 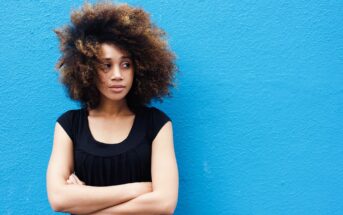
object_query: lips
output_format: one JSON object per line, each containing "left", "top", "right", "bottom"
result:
{"left": 109, "top": 85, "right": 125, "bottom": 88}
{"left": 109, "top": 86, "right": 125, "bottom": 93}
{"left": 108, "top": 85, "right": 125, "bottom": 93}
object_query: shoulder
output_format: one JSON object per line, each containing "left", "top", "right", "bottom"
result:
{"left": 144, "top": 106, "right": 172, "bottom": 122}
{"left": 143, "top": 106, "right": 172, "bottom": 142}
{"left": 56, "top": 108, "right": 82, "bottom": 121}
{"left": 55, "top": 108, "right": 83, "bottom": 142}
{"left": 58, "top": 109, "right": 77, "bottom": 117}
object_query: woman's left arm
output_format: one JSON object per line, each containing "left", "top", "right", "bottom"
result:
{"left": 87, "top": 121, "right": 179, "bottom": 215}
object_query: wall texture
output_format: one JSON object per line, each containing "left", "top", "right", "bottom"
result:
{"left": 0, "top": 0, "right": 342, "bottom": 214}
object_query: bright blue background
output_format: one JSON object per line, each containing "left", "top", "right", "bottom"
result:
{"left": 0, "top": 0, "right": 342, "bottom": 214}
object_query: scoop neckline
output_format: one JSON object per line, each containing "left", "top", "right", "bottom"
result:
{"left": 83, "top": 108, "right": 138, "bottom": 147}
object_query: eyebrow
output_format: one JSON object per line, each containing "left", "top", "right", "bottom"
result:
{"left": 102, "top": 56, "right": 132, "bottom": 61}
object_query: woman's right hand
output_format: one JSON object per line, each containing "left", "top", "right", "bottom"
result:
{"left": 66, "top": 173, "right": 85, "bottom": 186}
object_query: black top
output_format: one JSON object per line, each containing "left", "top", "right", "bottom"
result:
{"left": 56, "top": 106, "right": 171, "bottom": 187}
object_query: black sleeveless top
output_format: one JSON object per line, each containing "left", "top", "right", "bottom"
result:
{"left": 56, "top": 106, "right": 171, "bottom": 187}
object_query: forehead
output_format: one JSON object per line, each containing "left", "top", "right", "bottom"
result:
{"left": 100, "top": 43, "right": 131, "bottom": 59}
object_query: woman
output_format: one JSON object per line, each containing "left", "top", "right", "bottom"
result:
{"left": 46, "top": 1, "right": 179, "bottom": 214}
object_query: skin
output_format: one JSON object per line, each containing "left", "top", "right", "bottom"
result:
{"left": 47, "top": 43, "right": 179, "bottom": 214}
{"left": 67, "top": 42, "right": 136, "bottom": 184}
{"left": 91, "top": 42, "right": 135, "bottom": 117}
{"left": 87, "top": 43, "right": 137, "bottom": 144}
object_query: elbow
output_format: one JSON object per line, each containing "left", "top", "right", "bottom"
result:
{"left": 165, "top": 201, "right": 177, "bottom": 215}
{"left": 48, "top": 194, "right": 65, "bottom": 212}
{"left": 159, "top": 195, "right": 178, "bottom": 215}
{"left": 47, "top": 188, "right": 69, "bottom": 212}
{"left": 160, "top": 203, "right": 176, "bottom": 215}
{"left": 50, "top": 196, "right": 72, "bottom": 213}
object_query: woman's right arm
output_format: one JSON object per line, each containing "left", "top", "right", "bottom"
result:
{"left": 46, "top": 122, "right": 152, "bottom": 214}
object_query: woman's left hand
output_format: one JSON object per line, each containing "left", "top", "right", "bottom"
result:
{"left": 66, "top": 173, "right": 86, "bottom": 185}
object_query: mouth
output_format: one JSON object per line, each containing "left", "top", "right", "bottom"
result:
{"left": 108, "top": 85, "right": 125, "bottom": 93}
{"left": 109, "top": 85, "right": 125, "bottom": 88}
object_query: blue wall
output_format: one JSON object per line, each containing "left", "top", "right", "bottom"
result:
{"left": 0, "top": 0, "right": 342, "bottom": 214}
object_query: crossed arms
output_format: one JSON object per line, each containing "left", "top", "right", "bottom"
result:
{"left": 46, "top": 121, "right": 178, "bottom": 214}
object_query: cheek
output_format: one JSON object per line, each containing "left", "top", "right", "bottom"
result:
{"left": 97, "top": 74, "right": 107, "bottom": 85}
{"left": 96, "top": 78, "right": 107, "bottom": 92}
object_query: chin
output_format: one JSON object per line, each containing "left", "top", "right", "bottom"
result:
{"left": 104, "top": 92, "right": 128, "bottom": 100}
{"left": 99, "top": 87, "right": 131, "bottom": 101}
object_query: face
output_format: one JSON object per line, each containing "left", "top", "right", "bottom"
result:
{"left": 95, "top": 43, "right": 134, "bottom": 103}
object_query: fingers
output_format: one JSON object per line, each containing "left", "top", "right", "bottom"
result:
{"left": 66, "top": 174, "right": 79, "bottom": 185}
{"left": 66, "top": 178, "right": 74, "bottom": 184}
{"left": 72, "top": 174, "right": 85, "bottom": 185}
{"left": 69, "top": 174, "right": 78, "bottom": 184}
{"left": 66, "top": 173, "right": 86, "bottom": 185}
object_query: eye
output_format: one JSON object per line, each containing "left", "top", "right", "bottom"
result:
{"left": 101, "top": 63, "right": 111, "bottom": 72}
{"left": 122, "top": 62, "right": 131, "bottom": 69}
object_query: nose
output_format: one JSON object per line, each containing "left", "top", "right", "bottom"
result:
{"left": 110, "top": 64, "right": 123, "bottom": 80}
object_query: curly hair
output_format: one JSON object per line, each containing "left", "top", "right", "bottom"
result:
{"left": 53, "top": 0, "right": 178, "bottom": 113}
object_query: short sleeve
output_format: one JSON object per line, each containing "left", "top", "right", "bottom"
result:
{"left": 150, "top": 107, "right": 172, "bottom": 141}
{"left": 56, "top": 110, "right": 75, "bottom": 142}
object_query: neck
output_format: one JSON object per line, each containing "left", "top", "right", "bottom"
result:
{"left": 91, "top": 97, "right": 131, "bottom": 117}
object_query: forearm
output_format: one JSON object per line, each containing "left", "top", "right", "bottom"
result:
{"left": 54, "top": 183, "right": 139, "bottom": 214}
{"left": 88, "top": 191, "right": 172, "bottom": 215}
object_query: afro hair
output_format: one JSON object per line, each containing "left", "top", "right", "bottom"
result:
{"left": 53, "top": 0, "right": 179, "bottom": 113}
